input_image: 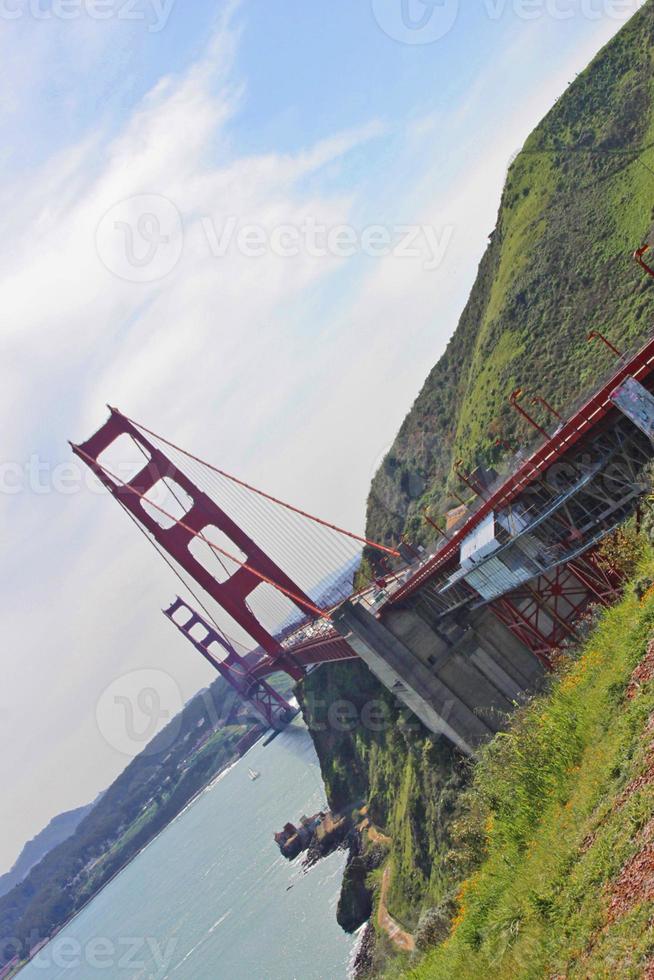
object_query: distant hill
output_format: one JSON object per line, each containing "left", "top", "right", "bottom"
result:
{"left": 0, "top": 800, "right": 98, "bottom": 900}
{"left": 366, "top": 1, "right": 654, "bottom": 551}
{"left": 0, "top": 671, "right": 291, "bottom": 969}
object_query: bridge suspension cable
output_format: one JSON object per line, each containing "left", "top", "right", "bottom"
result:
{"left": 73, "top": 399, "right": 402, "bottom": 655}
{"left": 79, "top": 408, "right": 402, "bottom": 642}
{"left": 113, "top": 487, "right": 252, "bottom": 660}
{"left": 118, "top": 410, "right": 400, "bottom": 558}
{"left": 74, "top": 443, "right": 331, "bottom": 622}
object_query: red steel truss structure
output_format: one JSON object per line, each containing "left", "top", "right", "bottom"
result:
{"left": 72, "top": 332, "right": 654, "bottom": 718}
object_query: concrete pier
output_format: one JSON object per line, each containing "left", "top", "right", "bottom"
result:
{"left": 332, "top": 600, "right": 544, "bottom": 755}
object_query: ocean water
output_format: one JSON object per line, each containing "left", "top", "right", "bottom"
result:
{"left": 21, "top": 721, "right": 359, "bottom": 979}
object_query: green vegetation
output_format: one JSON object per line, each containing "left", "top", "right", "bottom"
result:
{"left": 0, "top": 802, "right": 96, "bottom": 900}
{"left": 300, "top": 659, "right": 468, "bottom": 935}
{"left": 366, "top": 0, "right": 654, "bottom": 552}
{"left": 304, "top": 537, "right": 654, "bottom": 978}
{"left": 6, "top": 8, "right": 654, "bottom": 975}
{"left": 303, "top": 6, "right": 654, "bottom": 975}
{"left": 393, "top": 545, "right": 654, "bottom": 979}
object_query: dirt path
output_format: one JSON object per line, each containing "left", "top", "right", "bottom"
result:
{"left": 378, "top": 864, "right": 416, "bottom": 953}
{"left": 367, "top": 824, "right": 392, "bottom": 846}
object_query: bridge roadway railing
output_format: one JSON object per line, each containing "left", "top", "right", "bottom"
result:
{"left": 432, "top": 337, "right": 654, "bottom": 547}
{"left": 385, "top": 333, "right": 654, "bottom": 608}
{"left": 270, "top": 335, "right": 654, "bottom": 676}
{"left": 266, "top": 336, "right": 654, "bottom": 754}
{"left": 409, "top": 416, "right": 651, "bottom": 613}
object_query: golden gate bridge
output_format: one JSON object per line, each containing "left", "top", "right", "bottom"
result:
{"left": 70, "top": 255, "right": 654, "bottom": 752}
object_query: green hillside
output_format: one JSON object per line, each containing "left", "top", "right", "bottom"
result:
{"left": 367, "top": 1, "right": 654, "bottom": 550}
{"left": 304, "top": 528, "right": 652, "bottom": 977}
{"left": 302, "top": 5, "right": 654, "bottom": 977}
{"left": 0, "top": 801, "right": 97, "bottom": 901}
{"left": 395, "top": 535, "right": 654, "bottom": 979}
{"left": 300, "top": 660, "right": 468, "bottom": 933}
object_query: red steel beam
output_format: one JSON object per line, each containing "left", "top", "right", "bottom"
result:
{"left": 587, "top": 331, "right": 623, "bottom": 359}
{"left": 634, "top": 245, "right": 654, "bottom": 279}
{"left": 489, "top": 597, "right": 554, "bottom": 670}
{"left": 388, "top": 333, "right": 654, "bottom": 606}
{"left": 275, "top": 635, "right": 356, "bottom": 672}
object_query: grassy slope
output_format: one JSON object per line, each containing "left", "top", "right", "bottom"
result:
{"left": 394, "top": 548, "right": 654, "bottom": 979}
{"left": 367, "top": 1, "right": 654, "bottom": 551}
{"left": 302, "top": 3, "right": 654, "bottom": 965}
{"left": 299, "top": 661, "right": 467, "bottom": 929}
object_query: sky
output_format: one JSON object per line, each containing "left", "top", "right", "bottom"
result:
{"left": 0, "top": 0, "right": 646, "bottom": 873}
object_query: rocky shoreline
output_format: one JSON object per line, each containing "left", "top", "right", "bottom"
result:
{"left": 349, "top": 922, "right": 376, "bottom": 979}
{"left": 274, "top": 809, "right": 351, "bottom": 861}
{"left": 274, "top": 806, "right": 387, "bottom": 937}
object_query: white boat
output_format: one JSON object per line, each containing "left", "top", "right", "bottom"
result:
{"left": 248, "top": 768, "right": 260, "bottom": 781}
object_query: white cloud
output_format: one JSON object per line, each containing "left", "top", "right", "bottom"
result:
{"left": 0, "top": 2, "right": 643, "bottom": 872}
{"left": 0, "top": 7, "right": 389, "bottom": 868}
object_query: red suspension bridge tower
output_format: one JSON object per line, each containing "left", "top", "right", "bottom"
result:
{"left": 71, "top": 406, "right": 396, "bottom": 725}
{"left": 71, "top": 407, "right": 322, "bottom": 682}
{"left": 71, "top": 326, "right": 654, "bottom": 752}
{"left": 163, "top": 597, "right": 297, "bottom": 728}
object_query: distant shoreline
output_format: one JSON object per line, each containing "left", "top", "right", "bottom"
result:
{"left": 9, "top": 730, "right": 268, "bottom": 978}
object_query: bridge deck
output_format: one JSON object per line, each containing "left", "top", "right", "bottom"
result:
{"left": 274, "top": 334, "right": 654, "bottom": 670}
{"left": 387, "top": 334, "right": 654, "bottom": 607}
